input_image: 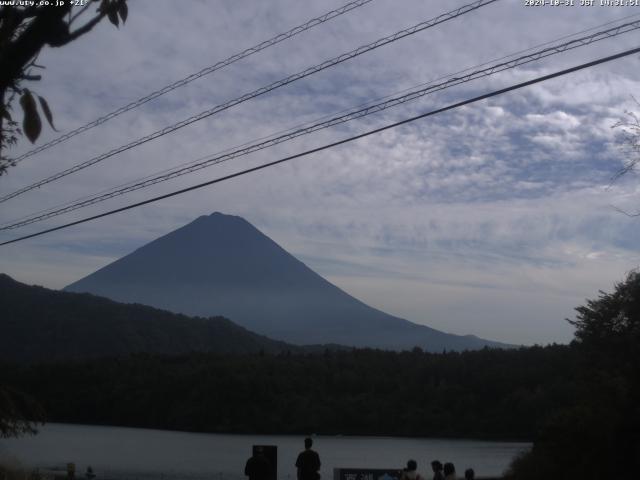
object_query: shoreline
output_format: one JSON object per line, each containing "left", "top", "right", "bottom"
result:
{"left": 24, "top": 421, "right": 533, "bottom": 444}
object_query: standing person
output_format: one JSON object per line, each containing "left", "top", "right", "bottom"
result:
{"left": 463, "top": 469, "right": 474, "bottom": 480}
{"left": 400, "top": 460, "right": 424, "bottom": 480}
{"left": 295, "top": 437, "right": 321, "bottom": 480}
{"left": 430, "top": 461, "right": 444, "bottom": 480}
{"left": 443, "top": 463, "right": 456, "bottom": 480}
{"left": 245, "top": 446, "right": 272, "bottom": 480}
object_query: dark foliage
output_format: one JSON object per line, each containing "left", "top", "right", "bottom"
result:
{"left": 0, "top": 384, "right": 44, "bottom": 438}
{"left": 3, "top": 344, "right": 577, "bottom": 439}
{"left": 0, "top": 0, "right": 128, "bottom": 174}
{"left": 505, "top": 271, "right": 640, "bottom": 479}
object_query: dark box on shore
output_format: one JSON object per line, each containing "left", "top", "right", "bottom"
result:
{"left": 253, "top": 444, "right": 277, "bottom": 480}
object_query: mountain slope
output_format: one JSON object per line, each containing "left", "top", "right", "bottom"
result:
{"left": 0, "top": 273, "right": 294, "bottom": 362}
{"left": 66, "top": 212, "right": 511, "bottom": 351}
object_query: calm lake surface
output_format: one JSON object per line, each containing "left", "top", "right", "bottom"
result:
{"left": 0, "top": 424, "right": 530, "bottom": 480}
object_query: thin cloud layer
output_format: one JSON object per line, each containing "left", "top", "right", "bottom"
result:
{"left": 1, "top": 0, "right": 639, "bottom": 344}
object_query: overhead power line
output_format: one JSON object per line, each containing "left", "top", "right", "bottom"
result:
{"left": 10, "top": 0, "right": 376, "bottom": 164}
{"left": 2, "top": 45, "right": 638, "bottom": 247}
{"left": 0, "top": 0, "right": 499, "bottom": 205}
{"left": 2, "top": 19, "right": 639, "bottom": 231}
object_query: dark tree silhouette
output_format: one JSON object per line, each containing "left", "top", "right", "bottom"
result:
{"left": 0, "top": 0, "right": 128, "bottom": 175}
{"left": 0, "top": 384, "right": 44, "bottom": 438}
{"left": 612, "top": 100, "right": 640, "bottom": 217}
{"left": 569, "top": 270, "right": 640, "bottom": 353}
{"left": 506, "top": 271, "right": 640, "bottom": 479}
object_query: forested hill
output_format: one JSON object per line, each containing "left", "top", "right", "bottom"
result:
{"left": 0, "top": 274, "right": 296, "bottom": 362}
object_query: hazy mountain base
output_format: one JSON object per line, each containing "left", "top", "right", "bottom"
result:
{"left": 65, "top": 212, "right": 512, "bottom": 351}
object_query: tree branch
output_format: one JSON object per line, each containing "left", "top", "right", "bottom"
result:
{"left": 0, "top": 6, "right": 71, "bottom": 90}
{"left": 58, "top": 11, "right": 106, "bottom": 46}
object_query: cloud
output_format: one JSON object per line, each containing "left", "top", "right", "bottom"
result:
{"left": 1, "top": 0, "right": 640, "bottom": 345}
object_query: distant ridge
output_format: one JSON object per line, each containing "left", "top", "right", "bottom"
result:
{"left": 0, "top": 273, "right": 295, "bottom": 362}
{"left": 66, "top": 213, "right": 512, "bottom": 351}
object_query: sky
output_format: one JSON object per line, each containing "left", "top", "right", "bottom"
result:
{"left": 1, "top": 0, "right": 640, "bottom": 345}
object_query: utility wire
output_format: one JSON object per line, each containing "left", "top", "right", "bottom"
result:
{"left": 0, "top": 0, "right": 499, "bottom": 205}
{"left": 2, "top": 45, "right": 638, "bottom": 247}
{"left": 10, "top": 0, "right": 376, "bottom": 164}
{"left": 2, "top": 19, "right": 639, "bottom": 231}
{"left": 2, "top": 18, "right": 634, "bottom": 230}
{"left": 20, "top": 6, "right": 630, "bottom": 231}
{"left": 7, "top": 6, "right": 637, "bottom": 232}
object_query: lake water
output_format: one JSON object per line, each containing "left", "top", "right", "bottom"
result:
{"left": 0, "top": 424, "right": 530, "bottom": 480}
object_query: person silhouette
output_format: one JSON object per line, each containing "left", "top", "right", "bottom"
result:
{"left": 443, "top": 463, "right": 456, "bottom": 480}
{"left": 400, "top": 459, "right": 424, "bottom": 480}
{"left": 430, "top": 461, "right": 444, "bottom": 480}
{"left": 295, "top": 437, "right": 321, "bottom": 480}
{"left": 463, "top": 469, "right": 474, "bottom": 480}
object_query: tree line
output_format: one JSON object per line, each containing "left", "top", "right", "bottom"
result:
{"left": 2, "top": 344, "right": 577, "bottom": 440}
